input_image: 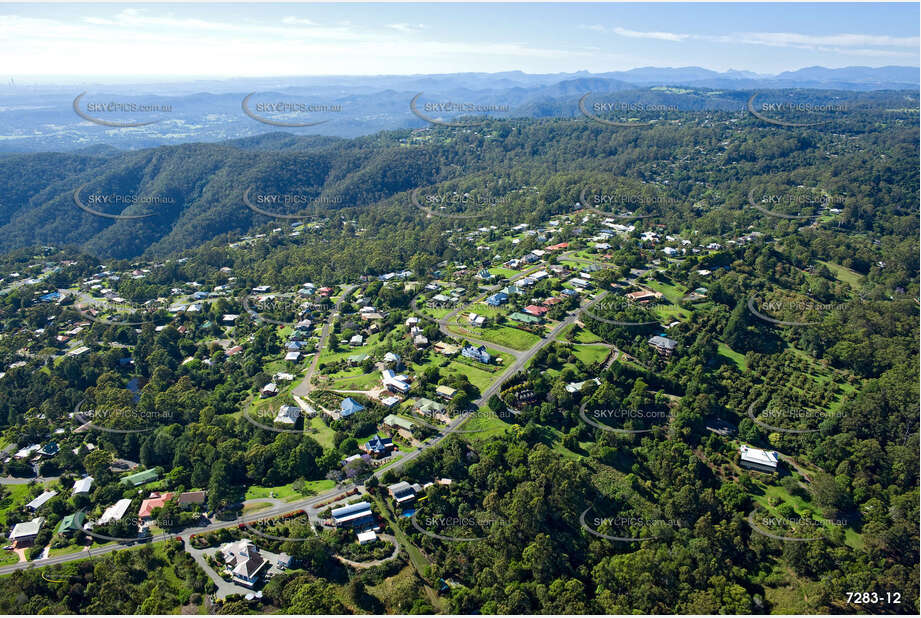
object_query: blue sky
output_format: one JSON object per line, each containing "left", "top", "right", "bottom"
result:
{"left": 1, "top": 2, "right": 918, "bottom": 80}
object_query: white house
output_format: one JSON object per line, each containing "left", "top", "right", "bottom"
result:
{"left": 275, "top": 405, "right": 301, "bottom": 425}
{"left": 739, "top": 445, "right": 779, "bottom": 473}
{"left": 73, "top": 476, "right": 94, "bottom": 495}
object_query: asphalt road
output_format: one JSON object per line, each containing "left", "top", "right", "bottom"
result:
{"left": 292, "top": 284, "right": 357, "bottom": 399}
{"left": 0, "top": 277, "right": 606, "bottom": 574}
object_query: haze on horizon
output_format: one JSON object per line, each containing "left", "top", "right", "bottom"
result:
{"left": 1, "top": 2, "right": 918, "bottom": 83}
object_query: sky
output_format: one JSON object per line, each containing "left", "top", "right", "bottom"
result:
{"left": 1, "top": 2, "right": 918, "bottom": 81}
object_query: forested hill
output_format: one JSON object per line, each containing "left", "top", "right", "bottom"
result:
{"left": 0, "top": 90, "right": 916, "bottom": 261}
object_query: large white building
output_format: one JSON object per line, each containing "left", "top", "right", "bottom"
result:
{"left": 739, "top": 445, "right": 779, "bottom": 473}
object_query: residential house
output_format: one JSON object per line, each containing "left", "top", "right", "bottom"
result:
{"left": 221, "top": 539, "right": 269, "bottom": 588}
{"left": 467, "top": 313, "right": 486, "bottom": 327}
{"left": 509, "top": 312, "right": 541, "bottom": 325}
{"left": 138, "top": 492, "right": 175, "bottom": 520}
{"left": 178, "top": 491, "right": 207, "bottom": 507}
{"left": 331, "top": 501, "right": 375, "bottom": 529}
{"left": 26, "top": 490, "right": 58, "bottom": 512}
{"left": 56, "top": 512, "right": 86, "bottom": 537}
{"left": 260, "top": 382, "right": 278, "bottom": 398}
{"left": 524, "top": 305, "right": 549, "bottom": 317}
{"left": 435, "top": 385, "right": 458, "bottom": 400}
{"left": 387, "top": 481, "right": 423, "bottom": 507}
{"left": 381, "top": 415, "right": 415, "bottom": 442}
{"left": 485, "top": 292, "right": 508, "bottom": 307}
{"left": 357, "top": 530, "right": 378, "bottom": 545}
{"left": 414, "top": 397, "right": 450, "bottom": 423}
{"left": 648, "top": 335, "right": 678, "bottom": 357}
{"left": 433, "top": 342, "right": 460, "bottom": 356}
{"left": 382, "top": 369, "right": 411, "bottom": 394}
{"left": 275, "top": 404, "right": 301, "bottom": 425}
{"left": 349, "top": 334, "right": 364, "bottom": 347}
{"left": 120, "top": 468, "right": 159, "bottom": 487}
{"left": 360, "top": 435, "right": 394, "bottom": 458}
{"left": 8, "top": 517, "right": 44, "bottom": 547}
{"left": 739, "top": 445, "right": 779, "bottom": 473}
{"left": 340, "top": 397, "right": 365, "bottom": 418}
{"left": 99, "top": 498, "right": 132, "bottom": 525}
{"left": 72, "top": 476, "right": 94, "bottom": 495}
{"left": 461, "top": 345, "right": 491, "bottom": 364}
{"left": 626, "top": 290, "right": 663, "bottom": 304}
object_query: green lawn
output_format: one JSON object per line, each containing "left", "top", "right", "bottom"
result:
{"left": 817, "top": 260, "right": 865, "bottom": 289}
{"left": 443, "top": 360, "right": 497, "bottom": 393}
{"left": 717, "top": 342, "right": 747, "bottom": 371}
{"left": 572, "top": 344, "right": 611, "bottom": 366}
{"left": 328, "top": 371, "right": 380, "bottom": 390}
{"left": 0, "top": 484, "right": 32, "bottom": 525}
{"left": 244, "top": 479, "right": 336, "bottom": 502}
{"left": 448, "top": 322, "right": 540, "bottom": 351}
{"left": 318, "top": 332, "right": 385, "bottom": 364}
{"left": 488, "top": 267, "right": 520, "bottom": 278}
{"left": 751, "top": 479, "right": 863, "bottom": 549}
{"left": 305, "top": 416, "right": 337, "bottom": 449}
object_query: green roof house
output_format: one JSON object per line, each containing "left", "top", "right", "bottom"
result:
{"left": 56, "top": 511, "right": 86, "bottom": 536}
{"left": 121, "top": 468, "right": 159, "bottom": 487}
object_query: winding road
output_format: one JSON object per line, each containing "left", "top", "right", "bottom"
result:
{"left": 0, "top": 270, "right": 615, "bottom": 575}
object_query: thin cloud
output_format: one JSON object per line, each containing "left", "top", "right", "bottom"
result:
{"left": 282, "top": 17, "right": 317, "bottom": 27}
{"left": 387, "top": 23, "right": 425, "bottom": 33}
{"left": 589, "top": 24, "right": 918, "bottom": 52}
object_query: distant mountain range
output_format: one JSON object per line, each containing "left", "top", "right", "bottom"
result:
{"left": 0, "top": 66, "right": 916, "bottom": 153}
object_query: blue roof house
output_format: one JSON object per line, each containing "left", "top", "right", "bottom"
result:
{"left": 340, "top": 397, "right": 365, "bottom": 417}
{"left": 461, "top": 345, "right": 492, "bottom": 364}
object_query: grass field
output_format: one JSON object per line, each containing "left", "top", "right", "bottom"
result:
{"left": 817, "top": 260, "right": 865, "bottom": 289}
{"left": 244, "top": 478, "right": 336, "bottom": 502}
{"left": 328, "top": 370, "right": 380, "bottom": 390}
{"left": 717, "top": 342, "right": 747, "bottom": 371}
{"left": 0, "top": 484, "right": 32, "bottom": 525}
{"left": 488, "top": 267, "right": 520, "bottom": 278}
{"left": 242, "top": 501, "right": 273, "bottom": 514}
{"left": 443, "top": 360, "right": 498, "bottom": 393}
{"left": 448, "top": 322, "right": 540, "bottom": 351}
{"left": 305, "top": 416, "right": 337, "bottom": 449}
{"left": 573, "top": 344, "right": 611, "bottom": 366}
